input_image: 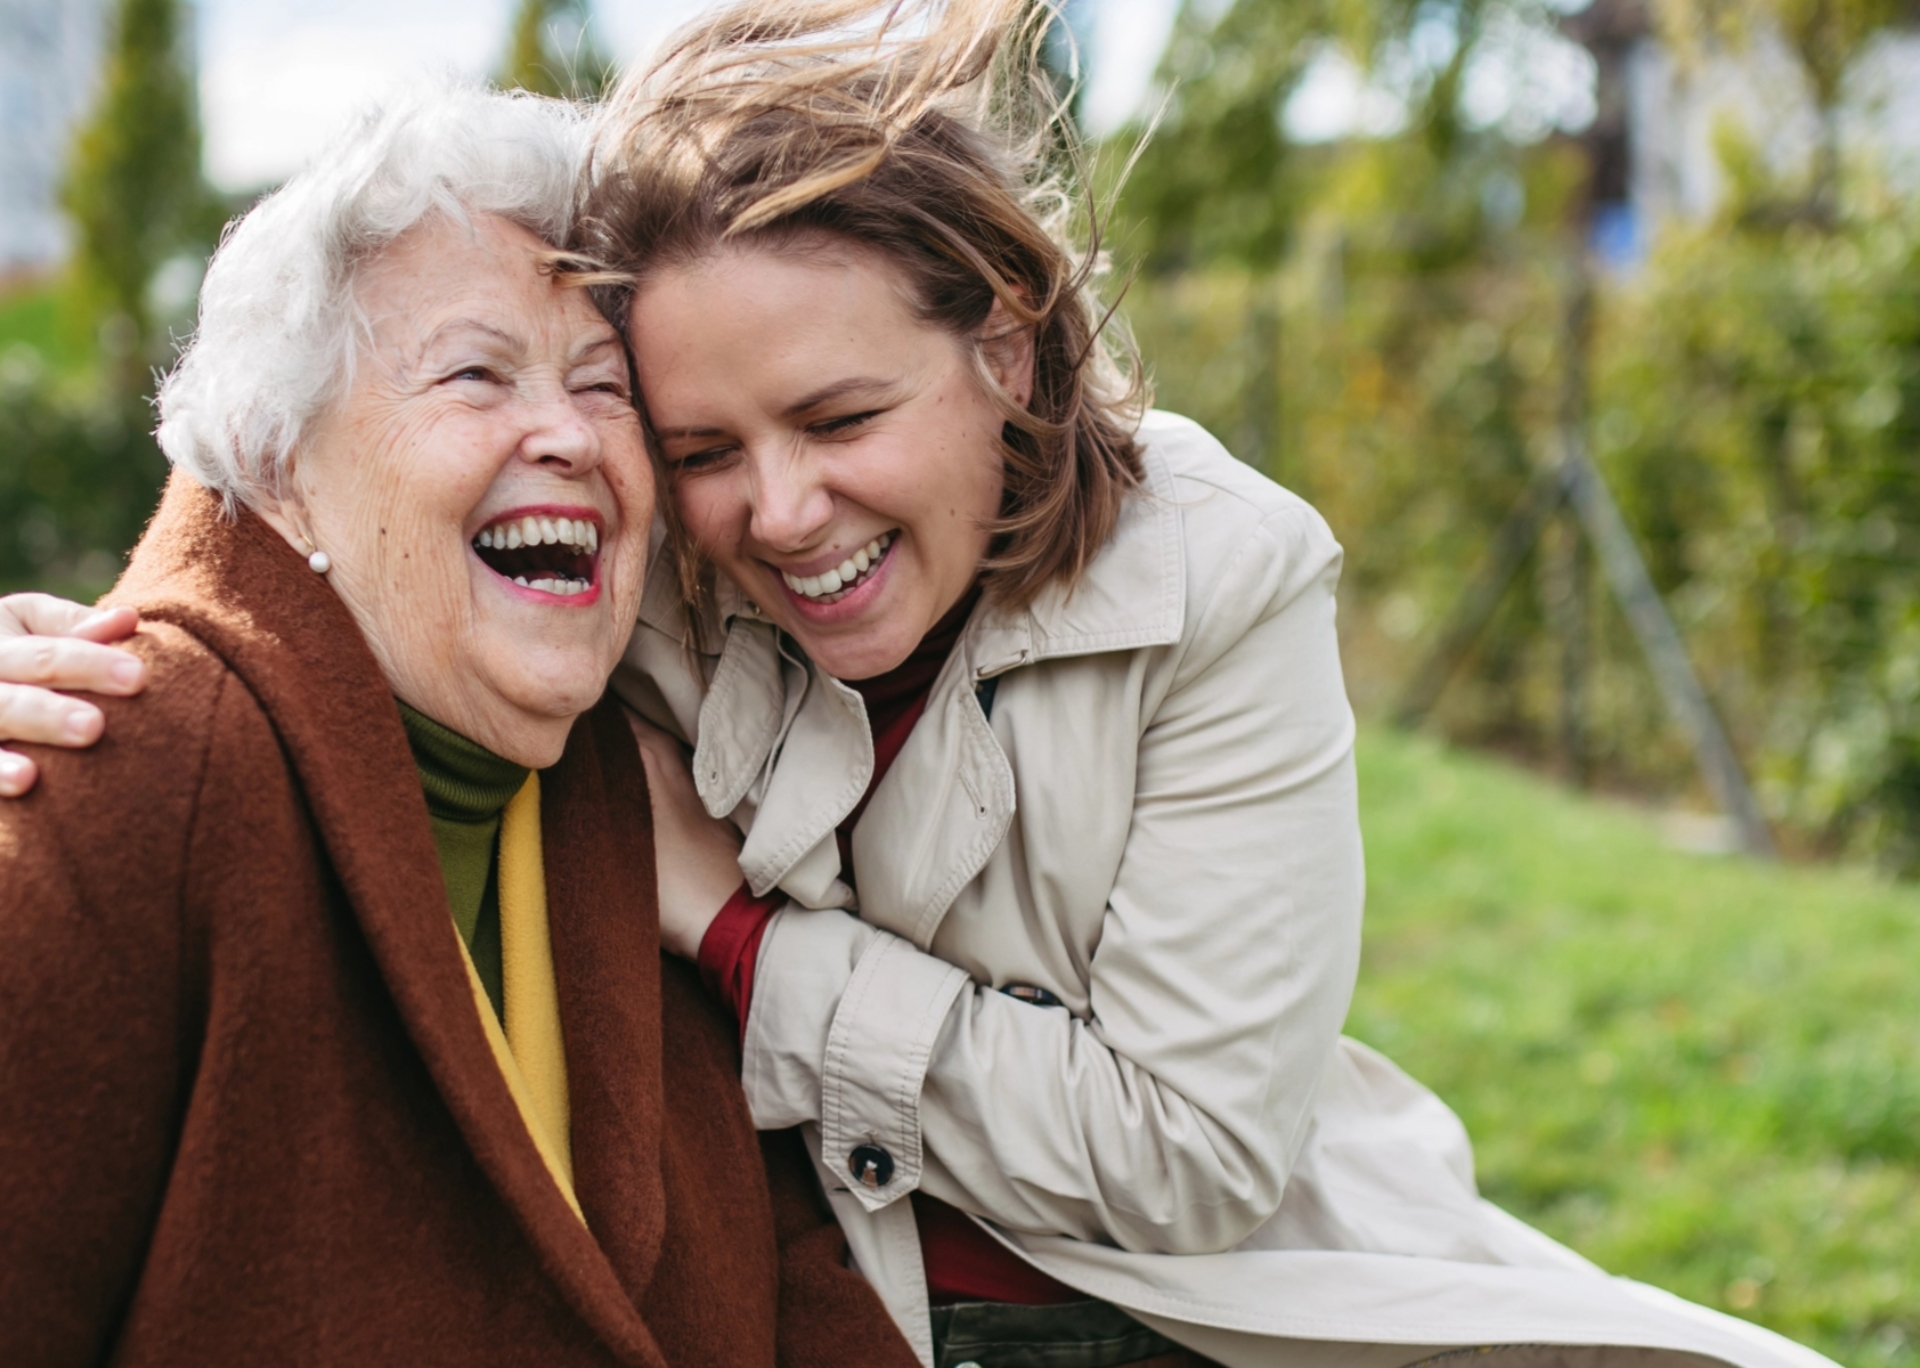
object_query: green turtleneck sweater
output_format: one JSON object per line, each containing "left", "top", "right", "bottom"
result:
{"left": 398, "top": 702, "right": 530, "bottom": 1022}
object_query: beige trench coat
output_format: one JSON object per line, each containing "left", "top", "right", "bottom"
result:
{"left": 614, "top": 412, "right": 1834, "bottom": 1368}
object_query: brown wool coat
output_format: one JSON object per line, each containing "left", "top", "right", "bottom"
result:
{"left": 0, "top": 476, "right": 919, "bottom": 1368}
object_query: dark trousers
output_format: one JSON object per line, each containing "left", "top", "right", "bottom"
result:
{"left": 928, "top": 1299, "right": 1219, "bottom": 1368}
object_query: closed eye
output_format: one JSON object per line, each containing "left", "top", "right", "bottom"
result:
{"left": 667, "top": 443, "right": 738, "bottom": 473}
{"left": 810, "top": 409, "right": 880, "bottom": 438}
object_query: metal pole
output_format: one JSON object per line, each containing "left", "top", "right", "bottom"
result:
{"left": 1394, "top": 461, "right": 1568, "bottom": 729}
{"left": 1560, "top": 447, "right": 1776, "bottom": 857}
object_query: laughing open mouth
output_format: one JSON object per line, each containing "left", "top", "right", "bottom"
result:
{"left": 472, "top": 511, "right": 600, "bottom": 597}
{"left": 781, "top": 532, "right": 894, "bottom": 604}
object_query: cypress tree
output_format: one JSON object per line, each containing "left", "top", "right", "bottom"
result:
{"left": 61, "top": 0, "right": 214, "bottom": 394}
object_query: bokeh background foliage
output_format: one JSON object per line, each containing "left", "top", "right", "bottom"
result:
{"left": 1, "top": 0, "right": 216, "bottom": 597}
{"left": 1111, "top": 0, "right": 1920, "bottom": 871}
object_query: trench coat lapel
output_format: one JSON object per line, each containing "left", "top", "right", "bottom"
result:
{"left": 113, "top": 475, "right": 668, "bottom": 1367}
{"left": 847, "top": 650, "right": 1014, "bottom": 948}
{"left": 852, "top": 451, "right": 1188, "bottom": 946}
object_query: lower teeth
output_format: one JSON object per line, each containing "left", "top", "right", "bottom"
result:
{"left": 512, "top": 575, "right": 588, "bottom": 596}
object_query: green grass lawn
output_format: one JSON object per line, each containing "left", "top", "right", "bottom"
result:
{"left": 1350, "top": 726, "right": 1918, "bottom": 1368}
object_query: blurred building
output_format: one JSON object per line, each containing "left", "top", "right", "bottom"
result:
{"left": 1567, "top": 0, "right": 1920, "bottom": 267}
{"left": 0, "top": 0, "right": 109, "bottom": 275}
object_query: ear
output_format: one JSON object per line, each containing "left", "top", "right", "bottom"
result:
{"left": 253, "top": 469, "right": 317, "bottom": 560}
{"left": 978, "top": 296, "right": 1036, "bottom": 411}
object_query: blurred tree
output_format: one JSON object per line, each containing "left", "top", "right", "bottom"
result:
{"left": 1112, "top": 0, "right": 1318, "bottom": 271}
{"left": 0, "top": 350, "right": 168, "bottom": 597}
{"left": 500, "top": 0, "right": 614, "bottom": 100}
{"left": 60, "top": 0, "right": 218, "bottom": 396}
{"left": 1112, "top": 0, "right": 1538, "bottom": 272}
{"left": 1114, "top": 0, "right": 1920, "bottom": 871}
{"left": 1649, "top": 0, "right": 1910, "bottom": 215}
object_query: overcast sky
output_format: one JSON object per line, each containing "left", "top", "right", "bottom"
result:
{"left": 196, "top": 0, "right": 1184, "bottom": 191}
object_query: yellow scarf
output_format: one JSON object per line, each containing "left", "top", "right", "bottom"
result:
{"left": 454, "top": 773, "right": 582, "bottom": 1223}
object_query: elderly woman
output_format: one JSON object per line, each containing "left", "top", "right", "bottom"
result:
{"left": 0, "top": 87, "right": 915, "bottom": 1368}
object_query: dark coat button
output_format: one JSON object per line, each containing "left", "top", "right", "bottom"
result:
{"left": 849, "top": 1143, "right": 895, "bottom": 1188}
{"left": 1001, "top": 983, "right": 1064, "bottom": 1008}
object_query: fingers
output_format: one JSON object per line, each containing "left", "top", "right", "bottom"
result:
{"left": 0, "top": 749, "right": 38, "bottom": 798}
{"left": 0, "top": 597, "right": 140, "bottom": 799}
{"left": 0, "top": 632, "right": 147, "bottom": 695}
{"left": 0, "top": 593, "right": 138, "bottom": 642}
{"left": 0, "top": 682, "right": 106, "bottom": 749}
{"left": 72, "top": 605, "right": 141, "bottom": 644}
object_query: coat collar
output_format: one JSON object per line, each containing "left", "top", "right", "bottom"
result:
{"left": 961, "top": 438, "right": 1185, "bottom": 679}
{"left": 112, "top": 473, "right": 669, "bottom": 1367}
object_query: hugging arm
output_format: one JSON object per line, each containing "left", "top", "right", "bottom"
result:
{"left": 739, "top": 506, "right": 1364, "bottom": 1254}
{"left": 0, "top": 593, "right": 148, "bottom": 796}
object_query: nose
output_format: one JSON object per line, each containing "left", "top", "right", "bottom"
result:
{"left": 518, "top": 376, "right": 602, "bottom": 475}
{"left": 745, "top": 443, "right": 834, "bottom": 552}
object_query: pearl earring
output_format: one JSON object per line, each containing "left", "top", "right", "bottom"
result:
{"left": 308, "top": 550, "right": 331, "bottom": 574}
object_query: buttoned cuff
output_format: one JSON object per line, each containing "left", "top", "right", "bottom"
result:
{"left": 741, "top": 907, "right": 969, "bottom": 1213}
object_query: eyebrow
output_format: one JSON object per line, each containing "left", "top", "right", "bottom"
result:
{"left": 571, "top": 332, "right": 624, "bottom": 364}
{"left": 653, "top": 376, "right": 897, "bottom": 441}
{"left": 783, "top": 376, "right": 896, "bottom": 418}
{"left": 422, "top": 319, "right": 523, "bottom": 353}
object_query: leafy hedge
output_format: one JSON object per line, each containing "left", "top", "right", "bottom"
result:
{"left": 0, "top": 349, "right": 166, "bottom": 599}
{"left": 1122, "top": 194, "right": 1920, "bottom": 867}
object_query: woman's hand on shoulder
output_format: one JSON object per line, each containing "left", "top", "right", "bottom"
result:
{"left": 0, "top": 594, "right": 149, "bottom": 797}
{"left": 625, "top": 707, "right": 748, "bottom": 960}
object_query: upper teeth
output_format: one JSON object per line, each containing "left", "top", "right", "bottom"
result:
{"left": 783, "top": 534, "right": 890, "bottom": 602}
{"left": 475, "top": 514, "right": 599, "bottom": 554}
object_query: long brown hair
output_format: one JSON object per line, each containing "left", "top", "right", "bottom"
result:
{"left": 578, "top": 0, "right": 1146, "bottom": 626}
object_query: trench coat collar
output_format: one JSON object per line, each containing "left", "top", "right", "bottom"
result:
{"left": 113, "top": 473, "right": 670, "bottom": 1368}
{"left": 962, "top": 435, "right": 1186, "bottom": 681}
{"left": 669, "top": 432, "right": 1187, "bottom": 909}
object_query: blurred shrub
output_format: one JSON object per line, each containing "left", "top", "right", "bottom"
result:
{"left": 0, "top": 345, "right": 166, "bottom": 598}
{"left": 1595, "top": 207, "right": 1920, "bottom": 865}
{"left": 0, "top": 0, "right": 213, "bottom": 603}
{"left": 1113, "top": 0, "right": 1920, "bottom": 869}
{"left": 1122, "top": 131, "right": 1595, "bottom": 732}
{"left": 1125, "top": 196, "right": 1920, "bottom": 867}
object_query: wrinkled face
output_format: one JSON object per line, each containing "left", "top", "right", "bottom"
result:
{"left": 630, "top": 240, "right": 1028, "bottom": 682}
{"left": 286, "top": 212, "right": 651, "bottom": 766}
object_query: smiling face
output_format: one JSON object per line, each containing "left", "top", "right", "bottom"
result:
{"left": 277, "top": 212, "right": 651, "bottom": 766}
{"left": 630, "top": 239, "right": 1029, "bottom": 682}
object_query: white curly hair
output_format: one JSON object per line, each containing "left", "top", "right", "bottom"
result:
{"left": 155, "top": 83, "right": 589, "bottom": 509}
